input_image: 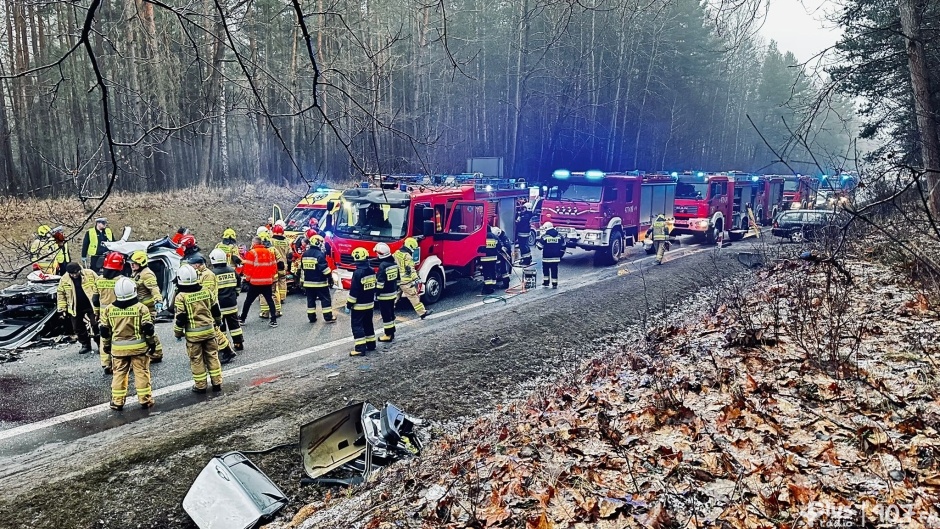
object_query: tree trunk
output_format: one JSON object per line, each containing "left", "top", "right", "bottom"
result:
{"left": 899, "top": 0, "right": 940, "bottom": 217}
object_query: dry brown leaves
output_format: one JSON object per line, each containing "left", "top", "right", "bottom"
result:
{"left": 272, "top": 258, "right": 940, "bottom": 529}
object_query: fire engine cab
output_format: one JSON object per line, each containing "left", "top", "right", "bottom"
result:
{"left": 672, "top": 171, "right": 773, "bottom": 242}
{"left": 539, "top": 169, "right": 677, "bottom": 265}
{"left": 331, "top": 175, "right": 528, "bottom": 304}
{"left": 778, "top": 175, "right": 820, "bottom": 211}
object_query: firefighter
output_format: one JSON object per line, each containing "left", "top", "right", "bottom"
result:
{"left": 480, "top": 227, "right": 500, "bottom": 295}
{"left": 301, "top": 234, "right": 335, "bottom": 324}
{"left": 494, "top": 227, "right": 513, "bottom": 289}
{"left": 81, "top": 217, "right": 113, "bottom": 272}
{"left": 189, "top": 253, "right": 237, "bottom": 364}
{"left": 210, "top": 249, "right": 244, "bottom": 355}
{"left": 215, "top": 228, "right": 242, "bottom": 268}
{"left": 271, "top": 223, "right": 290, "bottom": 302}
{"left": 171, "top": 227, "right": 190, "bottom": 245}
{"left": 239, "top": 236, "right": 279, "bottom": 328}
{"left": 177, "top": 233, "right": 199, "bottom": 259}
{"left": 93, "top": 251, "right": 128, "bottom": 374}
{"left": 30, "top": 225, "right": 69, "bottom": 275}
{"left": 374, "top": 243, "right": 399, "bottom": 341}
{"left": 56, "top": 262, "right": 99, "bottom": 355}
{"left": 515, "top": 204, "right": 534, "bottom": 265}
{"left": 651, "top": 214, "right": 673, "bottom": 265}
{"left": 174, "top": 264, "right": 223, "bottom": 393}
{"left": 347, "top": 247, "right": 377, "bottom": 356}
{"left": 129, "top": 250, "right": 164, "bottom": 363}
{"left": 536, "top": 222, "right": 565, "bottom": 289}
{"left": 256, "top": 227, "right": 282, "bottom": 319}
{"left": 394, "top": 237, "right": 431, "bottom": 319}
{"left": 100, "top": 277, "right": 156, "bottom": 410}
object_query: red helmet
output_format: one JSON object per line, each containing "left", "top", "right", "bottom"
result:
{"left": 308, "top": 217, "right": 319, "bottom": 228}
{"left": 103, "top": 251, "right": 125, "bottom": 271}
{"left": 179, "top": 234, "right": 196, "bottom": 249}
{"left": 272, "top": 224, "right": 285, "bottom": 235}
{"left": 305, "top": 228, "right": 318, "bottom": 240}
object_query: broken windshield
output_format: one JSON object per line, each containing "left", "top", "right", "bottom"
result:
{"left": 335, "top": 200, "right": 409, "bottom": 241}
{"left": 547, "top": 184, "right": 602, "bottom": 202}
{"left": 676, "top": 182, "right": 708, "bottom": 200}
{"left": 284, "top": 207, "right": 325, "bottom": 231}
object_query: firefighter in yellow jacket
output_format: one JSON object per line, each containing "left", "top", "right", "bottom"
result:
{"left": 100, "top": 277, "right": 156, "bottom": 410}
{"left": 129, "top": 251, "right": 164, "bottom": 362}
{"left": 271, "top": 222, "right": 290, "bottom": 303}
{"left": 56, "top": 262, "right": 99, "bottom": 355}
{"left": 174, "top": 264, "right": 224, "bottom": 393}
{"left": 30, "top": 225, "right": 69, "bottom": 275}
{"left": 93, "top": 251, "right": 128, "bottom": 374}
{"left": 651, "top": 214, "right": 673, "bottom": 265}
{"left": 394, "top": 238, "right": 432, "bottom": 319}
{"left": 188, "top": 253, "right": 237, "bottom": 365}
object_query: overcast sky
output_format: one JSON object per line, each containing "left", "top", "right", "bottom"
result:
{"left": 758, "top": 0, "right": 843, "bottom": 63}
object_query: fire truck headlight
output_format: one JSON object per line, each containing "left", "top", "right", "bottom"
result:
{"left": 585, "top": 232, "right": 600, "bottom": 241}
{"left": 698, "top": 220, "right": 710, "bottom": 228}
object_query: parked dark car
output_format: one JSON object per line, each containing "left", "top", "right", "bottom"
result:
{"left": 772, "top": 209, "right": 841, "bottom": 241}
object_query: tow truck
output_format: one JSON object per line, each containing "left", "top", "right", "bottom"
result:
{"left": 672, "top": 171, "right": 770, "bottom": 242}
{"left": 330, "top": 174, "right": 529, "bottom": 304}
{"left": 538, "top": 169, "right": 677, "bottom": 265}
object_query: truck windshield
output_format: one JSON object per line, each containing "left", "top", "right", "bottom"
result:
{"left": 783, "top": 180, "right": 800, "bottom": 192}
{"left": 284, "top": 207, "right": 325, "bottom": 231}
{"left": 547, "top": 183, "right": 602, "bottom": 202}
{"left": 335, "top": 200, "right": 409, "bottom": 241}
{"left": 676, "top": 182, "right": 708, "bottom": 200}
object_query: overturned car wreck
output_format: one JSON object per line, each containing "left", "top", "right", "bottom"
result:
{"left": 0, "top": 229, "right": 185, "bottom": 352}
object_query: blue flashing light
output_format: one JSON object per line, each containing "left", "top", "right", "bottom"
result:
{"left": 751, "top": 175, "right": 760, "bottom": 182}
{"left": 553, "top": 169, "right": 571, "bottom": 179}
{"left": 316, "top": 185, "right": 329, "bottom": 192}
{"left": 841, "top": 175, "right": 851, "bottom": 180}
{"left": 821, "top": 175, "right": 828, "bottom": 180}
{"left": 585, "top": 169, "right": 606, "bottom": 180}
{"left": 671, "top": 172, "right": 678, "bottom": 178}
{"left": 399, "top": 183, "right": 408, "bottom": 192}
{"left": 697, "top": 172, "right": 705, "bottom": 178}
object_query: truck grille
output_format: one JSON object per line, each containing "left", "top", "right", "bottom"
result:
{"left": 550, "top": 216, "right": 587, "bottom": 228}
{"left": 339, "top": 253, "right": 381, "bottom": 268}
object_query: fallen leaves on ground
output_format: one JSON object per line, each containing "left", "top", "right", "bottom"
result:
{"left": 265, "top": 257, "right": 940, "bottom": 529}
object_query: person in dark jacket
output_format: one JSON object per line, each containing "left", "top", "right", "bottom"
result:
{"left": 346, "top": 247, "right": 376, "bottom": 356}
{"left": 374, "top": 243, "right": 399, "bottom": 342}
{"left": 515, "top": 204, "right": 534, "bottom": 265}
{"left": 301, "top": 235, "right": 335, "bottom": 324}
{"left": 209, "top": 249, "right": 243, "bottom": 361}
{"left": 495, "top": 227, "right": 513, "bottom": 289}
{"left": 536, "top": 222, "right": 565, "bottom": 289}
{"left": 480, "top": 227, "right": 500, "bottom": 295}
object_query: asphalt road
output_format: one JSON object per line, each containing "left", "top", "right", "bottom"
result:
{"left": 0, "top": 234, "right": 761, "bottom": 529}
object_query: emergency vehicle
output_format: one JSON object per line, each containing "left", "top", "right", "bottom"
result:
{"left": 778, "top": 175, "right": 819, "bottom": 211}
{"left": 539, "top": 169, "right": 677, "bottom": 265}
{"left": 330, "top": 174, "right": 529, "bottom": 304}
{"left": 672, "top": 171, "right": 771, "bottom": 242}
{"left": 272, "top": 186, "right": 343, "bottom": 239}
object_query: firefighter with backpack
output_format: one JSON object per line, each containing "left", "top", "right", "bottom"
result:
{"left": 100, "top": 277, "right": 156, "bottom": 410}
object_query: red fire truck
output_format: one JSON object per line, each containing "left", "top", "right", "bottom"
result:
{"left": 538, "top": 170, "right": 677, "bottom": 265}
{"left": 672, "top": 171, "right": 774, "bottom": 242}
{"left": 330, "top": 175, "right": 528, "bottom": 304}
{"left": 778, "top": 174, "right": 819, "bottom": 211}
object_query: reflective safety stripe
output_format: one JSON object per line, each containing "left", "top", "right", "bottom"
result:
{"left": 321, "top": 308, "right": 333, "bottom": 315}
{"left": 303, "top": 281, "right": 329, "bottom": 288}
{"left": 230, "top": 328, "right": 243, "bottom": 337}
{"left": 112, "top": 338, "right": 146, "bottom": 351}
{"left": 484, "top": 279, "right": 497, "bottom": 285}
{"left": 220, "top": 306, "right": 238, "bottom": 315}
{"left": 112, "top": 389, "right": 128, "bottom": 397}
{"left": 353, "top": 303, "right": 374, "bottom": 310}
{"left": 480, "top": 256, "right": 497, "bottom": 262}
{"left": 193, "top": 373, "right": 208, "bottom": 381}
{"left": 544, "top": 236, "right": 562, "bottom": 244}
{"left": 486, "top": 240, "right": 498, "bottom": 248}
{"left": 306, "top": 308, "right": 317, "bottom": 314}
{"left": 365, "top": 336, "right": 376, "bottom": 342}
{"left": 187, "top": 324, "right": 214, "bottom": 333}
{"left": 208, "top": 368, "right": 222, "bottom": 377}
{"left": 377, "top": 293, "right": 398, "bottom": 301}
{"left": 383, "top": 322, "right": 396, "bottom": 329}
{"left": 543, "top": 258, "right": 561, "bottom": 263}
{"left": 355, "top": 338, "right": 367, "bottom": 345}
{"left": 137, "top": 387, "right": 152, "bottom": 396}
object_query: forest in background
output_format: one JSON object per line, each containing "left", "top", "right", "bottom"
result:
{"left": 0, "top": 0, "right": 859, "bottom": 199}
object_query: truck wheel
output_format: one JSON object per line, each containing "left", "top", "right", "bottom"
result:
{"left": 528, "top": 232, "right": 536, "bottom": 248}
{"left": 421, "top": 268, "right": 445, "bottom": 305}
{"left": 593, "top": 230, "right": 622, "bottom": 266}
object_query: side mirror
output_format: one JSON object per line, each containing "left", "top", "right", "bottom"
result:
{"left": 422, "top": 220, "right": 436, "bottom": 235}
{"left": 326, "top": 200, "right": 335, "bottom": 211}
{"left": 422, "top": 208, "right": 434, "bottom": 221}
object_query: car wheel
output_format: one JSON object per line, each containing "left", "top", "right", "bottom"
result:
{"left": 421, "top": 267, "right": 444, "bottom": 305}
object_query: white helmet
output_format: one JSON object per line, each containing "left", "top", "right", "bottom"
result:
{"left": 115, "top": 277, "right": 138, "bottom": 301}
{"left": 524, "top": 202, "right": 534, "bottom": 212}
{"left": 542, "top": 222, "right": 554, "bottom": 230}
{"left": 375, "top": 242, "right": 391, "bottom": 259}
{"left": 209, "top": 248, "right": 228, "bottom": 265}
{"left": 491, "top": 226, "right": 503, "bottom": 237}
{"left": 274, "top": 219, "right": 286, "bottom": 228}
{"left": 177, "top": 264, "right": 199, "bottom": 286}
{"left": 256, "top": 226, "right": 270, "bottom": 236}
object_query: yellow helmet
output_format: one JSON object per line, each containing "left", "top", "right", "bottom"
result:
{"left": 37, "top": 225, "right": 51, "bottom": 237}
{"left": 403, "top": 237, "right": 419, "bottom": 251}
{"left": 351, "top": 247, "right": 370, "bottom": 261}
{"left": 130, "top": 250, "right": 148, "bottom": 266}
{"left": 310, "top": 235, "right": 325, "bottom": 248}
{"left": 222, "top": 228, "right": 236, "bottom": 240}
{"left": 656, "top": 214, "right": 666, "bottom": 221}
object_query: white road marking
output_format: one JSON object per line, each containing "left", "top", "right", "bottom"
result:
{"left": 0, "top": 244, "right": 715, "bottom": 442}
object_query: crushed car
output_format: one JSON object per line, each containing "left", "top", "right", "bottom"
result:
{"left": 0, "top": 228, "right": 186, "bottom": 352}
